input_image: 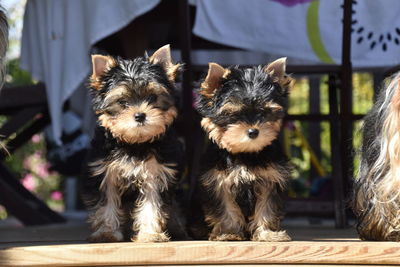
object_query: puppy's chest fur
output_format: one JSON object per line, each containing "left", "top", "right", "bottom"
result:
{"left": 93, "top": 152, "right": 176, "bottom": 192}
{"left": 202, "top": 141, "right": 288, "bottom": 189}
{"left": 89, "top": 130, "right": 180, "bottom": 194}
{"left": 91, "top": 140, "right": 177, "bottom": 197}
{"left": 204, "top": 159, "right": 285, "bottom": 191}
{"left": 200, "top": 142, "right": 290, "bottom": 218}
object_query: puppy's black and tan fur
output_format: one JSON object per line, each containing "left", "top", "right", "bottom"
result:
{"left": 195, "top": 59, "right": 292, "bottom": 241}
{"left": 84, "top": 45, "right": 184, "bottom": 243}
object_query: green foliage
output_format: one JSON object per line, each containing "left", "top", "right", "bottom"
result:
{"left": 286, "top": 73, "right": 374, "bottom": 198}
{"left": 353, "top": 73, "right": 373, "bottom": 114}
{"left": 288, "top": 77, "right": 309, "bottom": 114}
{"left": 4, "top": 58, "right": 35, "bottom": 87}
{"left": 0, "top": 205, "right": 7, "bottom": 220}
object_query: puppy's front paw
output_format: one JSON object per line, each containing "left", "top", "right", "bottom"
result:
{"left": 209, "top": 232, "right": 246, "bottom": 241}
{"left": 133, "top": 232, "right": 170, "bottom": 242}
{"left": 385, "top": 230, "right": 400, "bottom": 241}
{"left": 88, "top": 230, "right": 124, "bottom": 243}
{"left": 251, "top": 229, "right": 291, "bottom": 242}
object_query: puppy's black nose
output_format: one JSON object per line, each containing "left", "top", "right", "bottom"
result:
{"left": 247, "top": 128, "right": 259, "bottom": 139}
{"left": 134, "top": 112, "right": 146, "bottom": 122}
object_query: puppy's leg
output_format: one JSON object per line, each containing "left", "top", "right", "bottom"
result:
{"left": 132, "top": 185, "right": 169, "bottom": 242}
{"left": 88, "top": 175, "right": 124, "bottom": 242}
{"left": 207, "top": 197, "right": 246, "bottom": 241}
{"left": 204, "top": 171, "right": 246, "bottom": 241}
{"left": 131, "top": 157, "right": 174, "bottom": 242}
{"left": 249, "top": 182, "right": 290, "bottom": 242}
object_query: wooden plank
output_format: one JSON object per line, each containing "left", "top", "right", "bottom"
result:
{"left": 0, "top": 223, "right": 396, "bottom": 267}
{"left": 284, "top": 114, "right": 364, "bottom": 121}
{"left": 192, "top": 64, "right": 343, "bottom": 75}
{"left": 0, "top": 111, "right": 50, "bottom": 158}
{"left": 0, "top": 84, "right": 47, "bottom": 113}
{"left": 155, "top": 266, "right": 400, "bottom": 267}
{"left": 149, "top": 264, "right": 398, "bottom": 267}
{"left": 0, "top": 106, "right": 45, "bottom": 139}
{"left": 2, "top": 239, "right": 400, "bottom": 267}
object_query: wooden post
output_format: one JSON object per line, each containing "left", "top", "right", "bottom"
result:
{"left": 337, "top": 0, "right": 353, "bottom": 228}
{"left": 328, "top": 75, "right": 346, "bottom": 228}
{"left": 178, "top": 0, "right": 204, "bottom": 206}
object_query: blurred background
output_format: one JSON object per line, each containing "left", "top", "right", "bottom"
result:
{"left": 0, "top": 0, "right": 395, "bottom": 227}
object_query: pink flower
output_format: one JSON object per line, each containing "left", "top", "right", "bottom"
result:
{"left": 33, "top": 151, "right": 42, "bottom": 158}
{"left": 23, "top": 157, "right": 32, "bottom": 169}
{"left": 51, "top": 191, "right": 63, "bottom": 201}
{"left": 36, "top": 163, "right": 50, "bottom": 179}
{"left": 21, "top": 173, "right": 36, "bottom": 191}
{"left": 31, "top": 134, "right": 41, "bottom": 143}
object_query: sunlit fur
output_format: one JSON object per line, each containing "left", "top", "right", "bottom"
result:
{"left": 197, "top": 64, "right": 291, "bottom": 154}
{"left": 353, "top": 72, "right": 400, "bottom": 241}
{"left": 90, "top": 59, "right": 178, "bottom": 144}
{"left": 88, "top": 155, "right": 178, "bottom": 242}
{"left": 201, "top": 164, "right": 290, "bottom": 241}
{"left": 192, "top": 60, "right": 292, "bottom": 241}
{"left": 201, "top": 118, "right": 282, "bottom": 154}
{"left": 84, "top": 47, "right": 186, "bottom": 243}
{"left": 98, "top": 103, "right": 177, "bottom": 144}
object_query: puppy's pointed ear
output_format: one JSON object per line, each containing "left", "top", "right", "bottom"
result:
{"left": 264, "top": 57, "right": 292, "bottom": 89}
{"left": 149, "top": 44, "right": 181, "bottom": 82}
{"left": 265, "top": 57, "right": 286, "bottom": 79}
{"left": 200, "top": 63, "right": 229, "bottom": 98}
{"left": 90, "top": 55, "right": 116, "bottom": 89}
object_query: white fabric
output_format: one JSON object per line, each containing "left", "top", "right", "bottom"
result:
{"left": 20, "top": 0, "right": 161, "bottom": 144}
{"left": 193, "top": 0, "right": 400, "bottom": 67}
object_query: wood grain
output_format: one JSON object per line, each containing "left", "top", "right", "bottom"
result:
{"left": 1, "top": 240, "right": 400, "bottom": 267}
{"left": 0, "top": 223, "right": 397, "bottom": 266}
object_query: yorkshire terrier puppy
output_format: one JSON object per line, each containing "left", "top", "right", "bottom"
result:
{"left": 84, "top": 45, "right": 185, "bottom": 242}
{"left": 195, "top": 59, "right": 292, "bottom": 241}
{"left": 353, "top": 72, "right": 400, "bottom": 241}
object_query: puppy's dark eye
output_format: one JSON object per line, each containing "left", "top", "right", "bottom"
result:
{"left": 264, "top": 107, "right": 285, "bottom": 120}
{"left": 117, "top": 100, "right": 128, "bottom": 106}
{"left": 147, "top": 94, "right": 158, "bottom": 103}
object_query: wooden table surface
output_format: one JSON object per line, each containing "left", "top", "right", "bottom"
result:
{"left": 0, "top": 221, "right": 400, "bottom": 267}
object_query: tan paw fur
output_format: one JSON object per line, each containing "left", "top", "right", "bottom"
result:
{"left": 251, "top": 230, "right": 291, "bottom": 242}
{"left": 133, "top": 232, "right": 170, "bottom": 242}
{"left": 209, "top": 232, "right": 246, "bottom": 241}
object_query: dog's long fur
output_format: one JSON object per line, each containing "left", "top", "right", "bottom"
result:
{"left": 353, "top": 72, "right": 400, "bottom": 241}
{"left": 192, "top": 59, "right": 292, "bottom": 241}
{"left": 84, "top": 45, "right": 186, "bottom": 242}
